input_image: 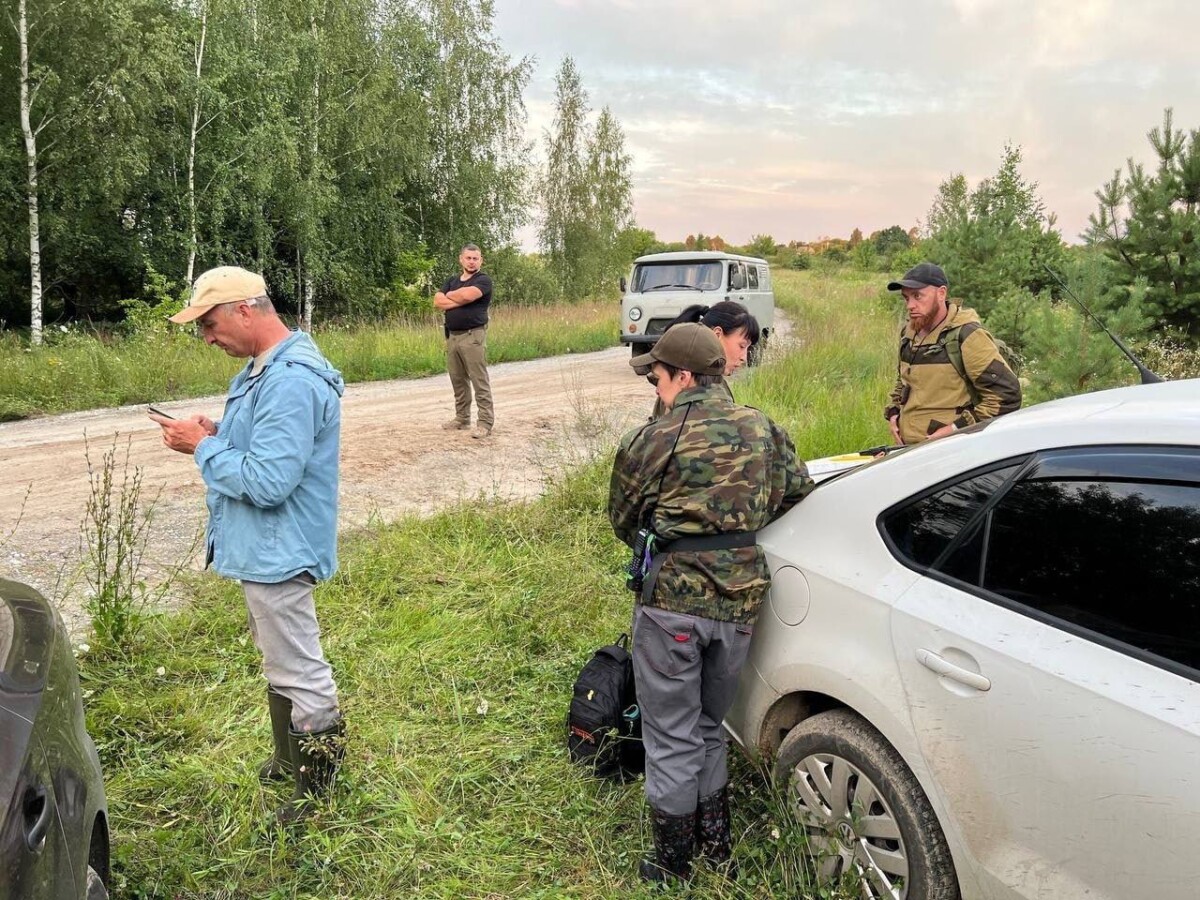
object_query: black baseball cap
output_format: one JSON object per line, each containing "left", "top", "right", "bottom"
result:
{"left": 630, "top": 323, "right": 726, "bottom": 376}
{"left": 887, "top": 262, "right": 948, "bottom": 291}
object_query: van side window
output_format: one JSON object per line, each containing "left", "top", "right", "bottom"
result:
{"left": 729, "top": 262, "right": 745, "bottom": 291}
{"left": 747, "top": 266, "right": 759, "bottom": 290}
{"left": 758, "top": 266, "right": 769, "bottom": 290}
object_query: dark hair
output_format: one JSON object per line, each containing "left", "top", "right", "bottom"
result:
{"left": 461, "top": 243, "right": 481, "bottom": 253}
{"left": 667, "top": 301, "right": 760, "bottom": 344}
{"left": 658, "top": 362, "right": 724, "bottom": 386}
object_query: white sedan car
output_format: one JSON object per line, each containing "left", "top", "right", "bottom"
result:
{"left": 726, "top": 377, "right": 1200, "bottom": 900}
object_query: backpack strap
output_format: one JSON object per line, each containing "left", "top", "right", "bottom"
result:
{"left": 938, "top": 323, "right": 982, "bottom": 406}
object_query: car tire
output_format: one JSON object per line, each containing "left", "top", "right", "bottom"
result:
{"left": 86, "top": 864, "right": 109, "bottom": 900}
{"left": 774, "top": 709, "right": 959, "bottom": 900}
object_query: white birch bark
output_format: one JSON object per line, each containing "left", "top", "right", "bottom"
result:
{"left": 185, "top": 0, "right": 209, "bottom": 288}
{"left": 17, "top": 0, "right": 44, "bottom": 346}
{"left": 301, "top": 12, "right": 319, "bottom": 332}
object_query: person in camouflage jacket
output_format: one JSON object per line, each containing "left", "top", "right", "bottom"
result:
{"left": 609, "top": 323, "right": 813, "bottom": 883}
{"left": 884, "top": 262, "right": 1021, "bottom": 445}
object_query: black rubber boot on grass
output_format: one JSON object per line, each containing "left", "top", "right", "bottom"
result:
{"left": 258, "top": 686, "right": 294, "bottom": 783}
{"left": 638, "top": 807, "right": 695, "bottom": 883}
{"left": 696, "top": 786, "right": 737, "bottom": 877}
{"left": 276, "top": 718, "right": 345, "bottom": 826}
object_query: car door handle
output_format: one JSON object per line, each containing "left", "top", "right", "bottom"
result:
{"left": 916, "top": 649, "right": 991, "bottom": 692}
{"left": 23, "top": 785, "right": 51, "bottom": 852}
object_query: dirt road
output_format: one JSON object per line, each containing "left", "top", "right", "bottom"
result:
{"left": 0, "top": 344, "right": 658, "bottom": 634}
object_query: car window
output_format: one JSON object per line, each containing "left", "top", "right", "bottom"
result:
{"left": 984, "top": 476, "right": 1200, "bottom": 671}
{"left": 880, "top": 464, "right": 1021, "bottom": 569}
{"left": 747, "top": 266, "right": 759, "bottom": 290}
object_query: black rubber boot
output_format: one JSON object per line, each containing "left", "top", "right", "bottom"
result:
{"left": 638, "top": 807, "right": 695, "bottom": 883}
{"left": 276, "top": 718, "right": 345, "bottom": 825}
{"left": 696, "top": 786, "right": 737, "bottom": 877}
{"left": 258, "top": 686, "right": 294, "bottom": 783}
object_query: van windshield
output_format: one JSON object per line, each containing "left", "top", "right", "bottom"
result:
{"left": 632, "top": 261, "right": 723, "bottom": 293}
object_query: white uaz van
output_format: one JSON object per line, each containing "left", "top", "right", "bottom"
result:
{"left": 619, "top": 251, "right": 775, "bottom": 361}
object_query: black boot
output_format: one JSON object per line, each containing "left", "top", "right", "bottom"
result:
{"left": 696, "top": 787, "right": 737, "bottom": 877}
{"left": 638, "top": 807, "right": 695, "bottom": 883}
{"left": 258, "top": 686, "right": 294, "bottom": 783}
{"left": 276, "top": 718, "right": 345, "bottom": 825}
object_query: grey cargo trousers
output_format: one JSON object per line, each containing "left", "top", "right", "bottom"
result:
{"left": 631, "top": 604, "right": 754, "bottom": 816}
{"left": 243, "top": 575, "right": 340, "bottom": 732}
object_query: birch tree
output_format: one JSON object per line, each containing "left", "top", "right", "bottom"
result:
{"left": 14, "top": 0, "right": 43, "bottom": 343}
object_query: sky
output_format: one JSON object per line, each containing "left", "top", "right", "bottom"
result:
{"left": 491, "top": 0, "right": 1200, "bottom": 249}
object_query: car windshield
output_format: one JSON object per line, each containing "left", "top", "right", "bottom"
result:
{"left": 632, "top": 261, "right": 723, "bottom": 293}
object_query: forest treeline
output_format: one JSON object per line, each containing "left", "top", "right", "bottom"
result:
{"left": 1, "top": 0, "right": 644, "bottom": 341}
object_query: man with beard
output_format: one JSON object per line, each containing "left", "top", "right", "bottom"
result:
{"left": 884, "top": 262, "right": 1021, "bottom": 445}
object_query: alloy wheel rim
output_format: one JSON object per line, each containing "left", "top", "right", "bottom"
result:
{"left": 789, "top": 752, "right": 909, "bottom": 899}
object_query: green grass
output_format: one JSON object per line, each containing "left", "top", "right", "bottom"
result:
{"left": 80, "top": 270, "right": 892, "bottom": 899}
{"left": 736, "top": 269, "right": 898, "bottom": 457}
{"left": 0, "top": 303, "right": 619, "bottom": 422}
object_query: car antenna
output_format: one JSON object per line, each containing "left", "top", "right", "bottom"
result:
{"left": 1042, "top": 263, "right": 1163, "bottom": 384}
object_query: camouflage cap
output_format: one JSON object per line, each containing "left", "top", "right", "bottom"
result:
{"left": 630, "top": 323, "right": 726, "bottom": 376}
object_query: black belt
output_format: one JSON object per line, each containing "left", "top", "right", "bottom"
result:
{"left": 640, "top": 531, "right": 757, "bottom": 604}
{"left": 448, "top": 326, "right": 485, "bottom": 335}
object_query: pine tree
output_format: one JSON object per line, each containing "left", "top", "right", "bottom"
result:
{"left": 1087, "top": 108, "right": 1200, "bottom": 341}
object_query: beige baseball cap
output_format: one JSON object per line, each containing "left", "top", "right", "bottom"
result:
{"left": 169, "top": 266, "right": 268, "bottom": 324}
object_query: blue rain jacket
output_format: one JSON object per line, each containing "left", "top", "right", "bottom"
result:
{"left": 195, "top": 331, "right": 344, "bottom": 583}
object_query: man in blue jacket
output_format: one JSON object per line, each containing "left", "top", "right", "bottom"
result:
{"left": 151, "top": 266, "right": 345, "bottom": 824}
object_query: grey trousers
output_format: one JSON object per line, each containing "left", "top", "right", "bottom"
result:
{"left": 446, "top": 326, "right": 494, "bottom": 427}
{"left": 631, "top": 604, "right": 754, "bottom": 816}
{"left": 242, "top": 575, "right": 340, "bottom": 732}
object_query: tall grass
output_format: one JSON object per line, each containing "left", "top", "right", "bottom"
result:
{"left": 80, "top": 271, "right": 889, "bottom": 899}
{"left": 0, "top": 303, "right": 619, "bottom": 422}
{"left": 737, "top": 269, "right": 897, "bottom": 457}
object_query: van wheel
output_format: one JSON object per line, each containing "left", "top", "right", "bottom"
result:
{"left": 748, "top": 333, "right": 768, "bottom": 366}
{"left": 773, "top": 709, "right": 959, "bottom": 900}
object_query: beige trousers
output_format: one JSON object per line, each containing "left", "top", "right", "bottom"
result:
{"left": 446, "top": 326, "right": 494, "bottom": 427}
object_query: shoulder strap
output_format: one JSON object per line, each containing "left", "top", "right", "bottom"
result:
{"left": 938, "top": 324, "right": 984, "bottom": 406}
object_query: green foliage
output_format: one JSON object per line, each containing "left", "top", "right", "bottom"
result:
{"left": 746, "top": 233, "right": 777, "bottom": 258}
{"left": 0, "top": 0, "right": 535, "bottom": 329}
{"left": 923, "top": 145, "right": 1066, "bottom": 349}
{"left": 119, "top": 266, "right": 186, "bottom": 335}
{"left": 80, "top": 435, "right": 198, "bottom": 652}
{"left": 1021, "top": 249, "right": 1153, "bottom": 402}
{"left": 539, "top": 58, "right": 635, "bottom": 298}
{"left": 483, "top": 247, "right": 560, "bottom": 305}
{"left": 1088, "top": 108, "right": 1200, "bottom": 342}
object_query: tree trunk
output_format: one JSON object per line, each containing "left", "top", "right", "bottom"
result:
{"left": 17, "top": 0, "right": 44, "bottom": 346}
{"left": 185, "top": 0, "right": 208, "bottom": 288}
{"left": 301, "top": 13, "right": 319, "bottom": 332}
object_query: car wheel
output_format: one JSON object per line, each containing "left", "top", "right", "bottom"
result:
{"left": 774, "top": 709, "right": 959, "bottom": 900}
{"left": 86, "top": 864, "right": 109, "bottom": 900}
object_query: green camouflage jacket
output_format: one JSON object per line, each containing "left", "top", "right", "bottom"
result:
{"left": 650, "top": 375, "right": 733, "bottom": 421}
{"left": 609, "top": 383, "right": 814, "bottom": 624}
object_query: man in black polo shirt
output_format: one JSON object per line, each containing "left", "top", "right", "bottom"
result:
{"left": 434, "top": 243, "right": 495, "bottom": 438}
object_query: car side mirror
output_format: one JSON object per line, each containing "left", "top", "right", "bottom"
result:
{"left": 619, "top": 275, "right": 627, "bottom": 292}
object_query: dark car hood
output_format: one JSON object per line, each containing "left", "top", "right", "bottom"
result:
{"left": 0, "top": 577, "right": 58, "bottom": 820}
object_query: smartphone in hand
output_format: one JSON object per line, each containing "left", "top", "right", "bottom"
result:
{"left": 147, "top": 404, "right": 175, "bottom": 420}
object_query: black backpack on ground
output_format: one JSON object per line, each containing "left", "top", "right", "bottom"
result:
{"left": 567, "top": 633, "right": 644, "bottom": 782}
